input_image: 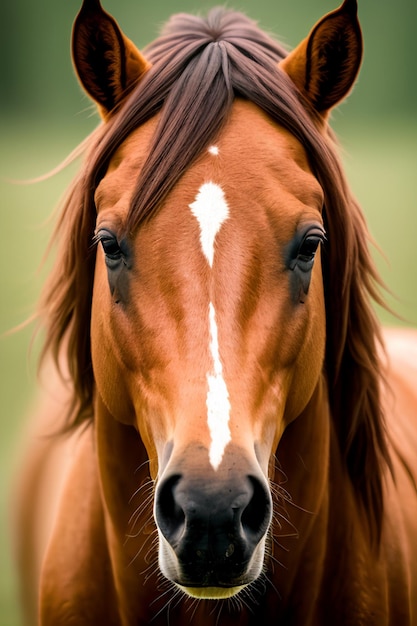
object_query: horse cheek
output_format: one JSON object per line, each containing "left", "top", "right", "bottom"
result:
{"left": 285, "top": 261, "right": 326, "bottom": 423}
{"left": 91, "top": 261, "right": 136, "bottom": 426}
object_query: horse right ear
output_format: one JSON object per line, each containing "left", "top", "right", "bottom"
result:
{"left": 280, "top": 0, "right": 362, "bottom": 116}
{"left": 72, "top": 0, "right": 151, "bottom": 118}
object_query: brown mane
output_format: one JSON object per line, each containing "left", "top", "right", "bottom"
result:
{"left": 38, "top": 8, "right": 390, "bottom": 538}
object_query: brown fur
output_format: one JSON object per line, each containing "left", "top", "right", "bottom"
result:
{"left": 39, "top": 2, "right": 388, "bottom": 541}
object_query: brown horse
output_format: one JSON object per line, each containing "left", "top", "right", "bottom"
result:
{"left": 14, "top": 0, "right": 417, "bottom": 624}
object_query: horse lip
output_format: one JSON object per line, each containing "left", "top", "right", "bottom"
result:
{"left": 174, "top": 567, "right": 252, "bottom": 589}
{"left": 176, "top": 578, "right": 251, "bottom": 594}
{"left": 179, "top": 573, "right": 243, "bottom": 586}
{"left": 178, "top": 584, "right": 247, "bottom": 600}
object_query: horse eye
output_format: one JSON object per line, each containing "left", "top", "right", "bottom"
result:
{"left": 96, "top": 230, "right": 123, "bottom": 268}
{"left": 287, "top": 228, "right": 325, "bottom": 273}
{"left": 290, "top": 227, "right": 324, "bottom": 273}
{"left": 297, "top": 235, "right": 322, "bottom": 266}
{"left": 101, "top": 237, "right": 121, "bottom": 258}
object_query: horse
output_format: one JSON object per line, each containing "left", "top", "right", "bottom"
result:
{"left": 13, "top": 0, "right": 417, "bottom": 624}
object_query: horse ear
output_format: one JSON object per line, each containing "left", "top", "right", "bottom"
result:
{"left": 280, "top": 0, "right": 362, "bottom": 115}
{"left": 72, "top": 0, "right": 151, "bottom": 118}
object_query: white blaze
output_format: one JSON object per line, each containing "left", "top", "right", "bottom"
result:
{"left": 189, "top": 182, "right": 229, "bottom": 267}
{"left": 207, "top": 303, "right": 231, "bottom": 470}
{"left": 189, "top": 182, "right": 231, "bottom": 470}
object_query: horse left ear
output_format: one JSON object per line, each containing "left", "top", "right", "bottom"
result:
{"left": 72, "top": 0, "right": 151, "bottom": 118}
{"left": 280, "top": 0, "right": 362, "bottom": 115}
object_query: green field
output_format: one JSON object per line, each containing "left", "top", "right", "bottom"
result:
{"left": 1, "top": 118, "right": 416, "bottom": 625}
{"left": 0, "top": 122, "right": 89, "bottom": 626}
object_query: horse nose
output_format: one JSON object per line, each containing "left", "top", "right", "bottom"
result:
{"left": 155, "top": 471, "right": 272, "bottom": 586}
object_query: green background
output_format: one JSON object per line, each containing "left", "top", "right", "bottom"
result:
{"left": 1, "top": 0, "right": 416, "bottom": 624}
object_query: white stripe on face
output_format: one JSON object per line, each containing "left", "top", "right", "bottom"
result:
{"left": 189, "top": 182, "right": 231, "bottom": 470}
{"left": 189, "top": 182, "right": 229, "bottom": 267}
{"left": 207, "top": 303, "right": 231, "bottom": 470}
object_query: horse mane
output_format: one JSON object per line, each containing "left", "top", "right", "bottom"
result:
{"left": 38, "top": 8, "right": 390, "bottom": 539}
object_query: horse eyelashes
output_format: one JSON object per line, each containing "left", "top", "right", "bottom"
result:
{"left": 296, "top": 234, "right": 324, "bottom": 271}
{"left": 95, "top": 230, "right": 124, "bottom": 267}
{"left": 286, "top": 227, "right": 325, "bottom": 271}
{"left": 286, "top": 226, "right": 325, "bottom": 303}
{"left": 93, "top": 229, "right": 132, "bottom": 304}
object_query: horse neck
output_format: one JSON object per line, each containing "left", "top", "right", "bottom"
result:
{"left": 95, "top": 396, "right": 157, "bottom": 622}
{"left": 269, "top": 376, "right": 330, "bottom": 599}
{"left": 270, "top": 375, "right": 380, "bottom": 618}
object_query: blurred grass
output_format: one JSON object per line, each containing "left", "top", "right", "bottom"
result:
{"left": 0, "top": 120, "right": 88, "bottom": 626}
{"left": 1, "top": 116, "right": 416, "bottom": 625}
{"left": 335, "top": 118, "right": 417, "bottom": 324}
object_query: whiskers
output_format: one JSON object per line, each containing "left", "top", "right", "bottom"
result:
{"left": 149, "top": 580, "right": 262, "bottom": 626}
{"left": 149, "top": 577, "right": 185, "bottom": 624}
{"left": 125, "top": 468, "right": 159, "bottom": 573}
{"left": 126, "top": 479, "right": 154, "bottom": 539}
{"left": 266, "top": 454, "right": 313, "bottom": 576}
{"left": 122, "top": 455, "right": 308, "bottom": 622}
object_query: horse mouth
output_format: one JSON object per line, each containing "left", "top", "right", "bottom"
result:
{"left": 178, "top": 585, "right": 247, "bottom": 600}
{"left": 171, "top": 564, "right": 255, "bottom": 595}
{"left": 158, "top": 531, "right": 267, "bottom": 601}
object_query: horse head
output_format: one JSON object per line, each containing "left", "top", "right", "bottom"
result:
{"left": 42, "top": 0, "right": 388, "bottom": 602}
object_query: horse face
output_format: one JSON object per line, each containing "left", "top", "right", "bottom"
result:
{"left": 91, "top": 100, "right": 326, "bottom": 598}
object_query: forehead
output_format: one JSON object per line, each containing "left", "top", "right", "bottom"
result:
{"left": 95, "top": 99, "right": 323, "bottom": 223}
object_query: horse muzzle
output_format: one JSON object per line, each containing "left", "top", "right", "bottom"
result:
{"left": 154, "top": 446, "right": 272, "bottom": 598}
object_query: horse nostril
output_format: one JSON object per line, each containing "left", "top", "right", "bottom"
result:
{"left": 241, "top": 476, "right": 272, "bottom": 540}
{"left": 156, "top": 473, "right": 271, "bottom": 548}
{"left": 155, "top": 468, "right": 272, "bottom": 590}
{"left": 155, "top": 474, "right": 185, "bottom": 544}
